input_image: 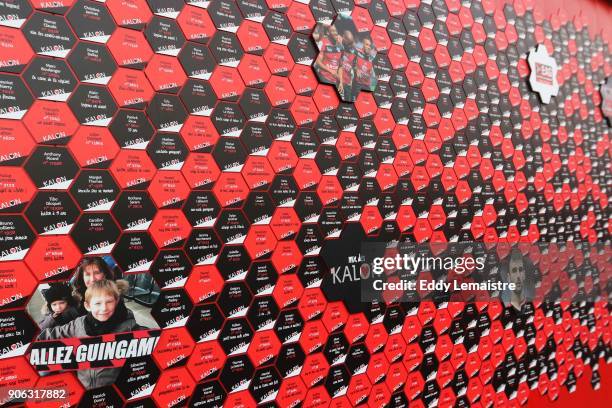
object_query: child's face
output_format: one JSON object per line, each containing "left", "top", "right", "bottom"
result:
{"left": 85, "top": 294, "right": 117, "bottom": 322}
{"left": 50, "top": 300, "right": 67, "bottom": 314}
{"left": 83, "top": 265, "right": 105, "bottom": 288}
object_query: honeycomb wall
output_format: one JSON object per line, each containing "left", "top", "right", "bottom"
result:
{"left": 0, "top": 0, "right": 610, "bottom": 406}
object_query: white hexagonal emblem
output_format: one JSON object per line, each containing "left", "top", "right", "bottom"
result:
{"left": 528, "top": 44, "right": 559, "bottom": 104}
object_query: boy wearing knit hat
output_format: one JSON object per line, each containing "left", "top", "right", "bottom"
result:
{"left": 39, "top": 283, "right": 80, "bottom": 330}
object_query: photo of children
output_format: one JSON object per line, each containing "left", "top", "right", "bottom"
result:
{"left": 313, "top": 15, "right": 378, "bottom": 102}
{"left": 37, "top": 280, "right": 146, "bottom": 340}
{"left": 27, "top": 256, "right": 160, "bottom": 390}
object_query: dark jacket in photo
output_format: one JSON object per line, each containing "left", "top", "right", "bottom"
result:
{"left": 38, "top": 306, "right": 81, "bottom": 330}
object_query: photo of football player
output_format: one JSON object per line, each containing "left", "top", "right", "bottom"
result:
{"left": 352, "top": 36, "right": 377, "bottom": 100}
{"left": 338, "top": 29, "right": 357, "bottom": 101}
{"left": 314, "top": 24, "right": 343, "bottom": 85}
{"left": 314, "top": 16, "right": 378, "bottom": 102}
{"left": 501, "top": 248, "right": 536, "bottom": 311}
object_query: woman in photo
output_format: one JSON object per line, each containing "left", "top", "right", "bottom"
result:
{"left": 71, "top": 257, "right": 126, "bottom": 316}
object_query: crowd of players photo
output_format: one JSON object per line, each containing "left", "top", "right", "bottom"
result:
{"left": 313, "top": 16, "right": 378, "bottom": 102}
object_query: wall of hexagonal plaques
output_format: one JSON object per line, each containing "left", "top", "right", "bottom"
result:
{"left": 0, "top": 0, "right": 611, "bottom": 406}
